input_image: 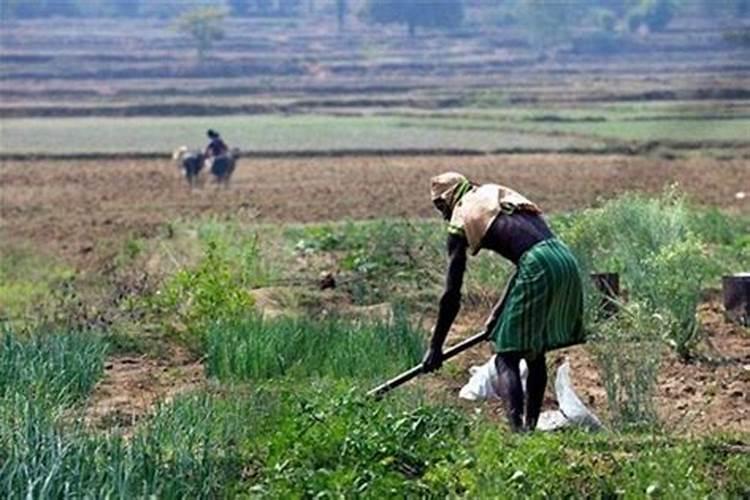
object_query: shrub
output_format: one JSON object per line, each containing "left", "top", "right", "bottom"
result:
{"left": 587, "top": 302, "right": 667, "bottom": 429}
{"left": 148, "top": 238, "right": 255, "bottom": 346}
{"left": 557, "top": 189, "right": 717, "bottom": 358}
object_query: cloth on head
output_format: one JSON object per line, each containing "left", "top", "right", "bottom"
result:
{"left": 430, "top": 172, "right": 472, "bottom": 210}
{"left": 448, "top": 183, "right": 541, "bottom": 255}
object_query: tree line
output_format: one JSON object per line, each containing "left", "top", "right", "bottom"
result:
{"left": 3, "top": 0, "right": 748, "bottom": 41}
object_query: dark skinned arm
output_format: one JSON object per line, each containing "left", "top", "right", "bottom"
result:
{"left": 422, "top": 233, "right": 468, "bottom": 372}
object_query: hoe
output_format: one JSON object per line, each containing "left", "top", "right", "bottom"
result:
{"left": 369, "top": 273, "right": 517, "bottom": 399}
{"left": 367, "top": 329, "right": 490, "bottom": 398}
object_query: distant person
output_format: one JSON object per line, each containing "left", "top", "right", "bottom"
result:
{"left": 204, "top": 129, "right": 228, "bottom": 159}
{"left": 203, "top": 129, "right": 238, "bottom": 186}
{"left": 422, "top": 172, "right": 585, "bottom": 432}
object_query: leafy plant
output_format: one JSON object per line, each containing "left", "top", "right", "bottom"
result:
{"left": 148, "top": 239, "right": 254, "bottom": 346}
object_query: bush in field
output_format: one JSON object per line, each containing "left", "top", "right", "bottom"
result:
{"left": 204, "top": 311, "right": 425, "bottom": 381}
{"left": 148, "top": 239, "right": 255, "bottom": 346}
{"left": 588, "top": 302, "right": 666, "bottom": 429}
{"left": 557, "top": 189, "right": 717, "bottom": 358}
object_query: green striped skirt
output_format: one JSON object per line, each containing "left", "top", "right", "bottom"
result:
{"left": 491, "top": 239, "right": 585, "bottom": 356}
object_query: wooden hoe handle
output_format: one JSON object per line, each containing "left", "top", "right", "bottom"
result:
{"left": 367, "top": 330, "right": 489, "bottom": 399}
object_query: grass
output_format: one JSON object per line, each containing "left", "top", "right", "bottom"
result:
{"left": 0, "top": 245, "right": 72, "bottom": 324}
{"left": 514, "top": 117, "right": 750, "bottom": 142}
{"left": 204, "top": 312, "right": 425, "bottom": 382}
{"left": 0, "top": 114, "right": 601, "bottom": 154}
{"left": 3, "top": 103, "right": 747, "bottom": 154}
{"left": 3, "top": 195, "right": 748, "bottom": 497}
{"left": 0, "top": 327, "right": 106, "bottom": 407}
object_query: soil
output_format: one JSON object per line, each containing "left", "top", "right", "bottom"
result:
{"left": 2, "top": 154, "right": 748, "bottom": 270}
{"left": 83, "top": 346, "right": 204, "bottom": 432}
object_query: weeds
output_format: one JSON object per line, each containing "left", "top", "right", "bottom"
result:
{"left": 1, "top": 372, "right": 746, "bottom": 498}
{"left": 587, "top": 302, "right": 667, "bottom": 429}
{"left": 290, "top": 219, "right": 444, "bottom": 305}
{"left": 147, "top": 238, "right": 255, "bottom": 347}
{"left": 0, "top": 246, "right": 73, "bottom": 326}
{"left": 204, "top": 311, "right": 425, "bottom": 382}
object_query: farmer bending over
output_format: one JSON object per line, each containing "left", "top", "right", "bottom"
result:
{"left": 422, "top": 172, "right": 584, "bottom": 432}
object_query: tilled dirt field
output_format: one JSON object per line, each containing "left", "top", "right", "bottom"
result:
{"left": 2, "top": 153, "right": 748, "bottom": 269}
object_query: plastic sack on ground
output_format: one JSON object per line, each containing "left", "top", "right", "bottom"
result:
{"left": 548, "top": 360, "right": 602, "bottom": 430}
{"left": 458, "top": 355, "right": 527, "bottom": 400}
{"left": 459, "top": 357, "right": 601, "bottom": 431}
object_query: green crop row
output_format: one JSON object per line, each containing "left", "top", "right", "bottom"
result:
{"left": 2, "top": 376, "right": 748, "bottom": 498}
{"left": 204, "top": 312, "right": 425, "bottom": 382}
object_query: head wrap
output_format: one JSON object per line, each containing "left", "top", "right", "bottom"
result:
{"left": 430, "top": 172, "right": 473, "bottom": 211}
{"left": 431, "top": 172, "right": 543, "bottom": 255}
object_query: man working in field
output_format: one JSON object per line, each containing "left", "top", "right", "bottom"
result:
{"left": 204, "top": 129, "right": 229, "bottom": 159}
{"left": 422, "top": 172, "right": 585, "bottom": 432}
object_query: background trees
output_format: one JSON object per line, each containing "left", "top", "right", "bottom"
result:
{"left": 362, "top": 0, "right": 465, "bottom": 37}
{"left": 175, "top": 7, "right": 227, "bottom": 60}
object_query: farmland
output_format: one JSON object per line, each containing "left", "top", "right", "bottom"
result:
{"left": 1, "top": 5, "right": 750, "bottom": 499}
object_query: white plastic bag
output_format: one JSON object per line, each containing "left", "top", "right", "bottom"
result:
{"left": 458, "top": 357, "right": 601, "bottom": 431}
{"left": 548, "top": 361, "right": 602, "bottom": 431}
{"left": 458, "top": 356, "right": 527, "bottom": 401}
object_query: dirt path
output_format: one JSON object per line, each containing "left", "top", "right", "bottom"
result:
{"left": 84, "top": 346, "right": 204, "bottom": 432}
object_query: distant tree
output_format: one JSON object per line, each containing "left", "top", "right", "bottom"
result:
{"left": 517, "top": 0, "right": 584, "bottom": 50}
{"left": 256, "top": 0, "right": 275, "bottom": 15}
{"left": 1, "top": 0, "right": 78, "bottom": 18}
{"left": 363, "top": 0, "right": 464, "bottom": 37}
{"left": 279, "top": 0, "right": 303, "bottom": 15}
{"left": 336, "top": 0, "right": 347, "bottom": 31}
{"left": 701, "top": 0, "right": 749, "bottom": 17}
{"left": 175, "top": 7, "right": 227, "bottom": 60}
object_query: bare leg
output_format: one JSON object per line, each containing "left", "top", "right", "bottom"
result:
{"left": 524, "top": 353, "right": 547, "bottom": 432}
{"left": 494, "top": 353, "right": 524, "bottom": 432}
